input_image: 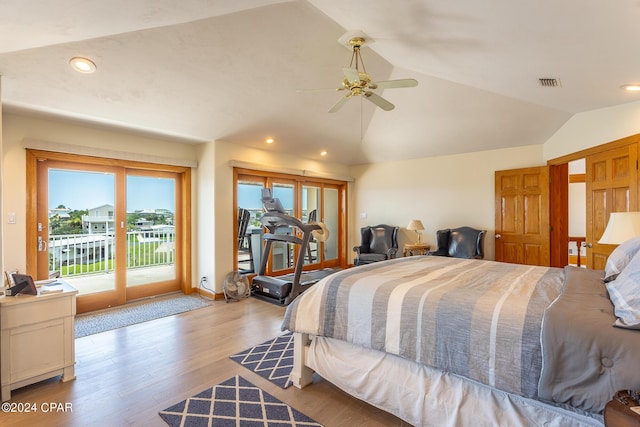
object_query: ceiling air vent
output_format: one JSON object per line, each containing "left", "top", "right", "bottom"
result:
{"left": 539, "top": 78, "right": 561, "bottom": 87}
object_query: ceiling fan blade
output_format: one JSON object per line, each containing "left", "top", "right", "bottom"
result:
{"left": 371, "top": 78, "right": 418, "bottom": 89}
{"left": 328, "top": 94, "right": 351, "bottom": 113}
{"left": 364, "top": 91, "right": 395, "bottom": 111}
{"left": 296, "top": 87, "right": 345, "bottom": 93}
{"left": 342, "top": 67, "right": 360, "bottom": 84}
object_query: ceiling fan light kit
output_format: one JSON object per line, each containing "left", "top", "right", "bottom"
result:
{"left": 326, "top": 36, "right": 418, "bottom": 113}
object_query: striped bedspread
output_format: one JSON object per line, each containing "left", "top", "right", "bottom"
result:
{"left": 282, "top": 256, "right": 565, "bottom": 398}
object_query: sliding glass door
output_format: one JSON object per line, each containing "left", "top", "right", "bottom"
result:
{"left": 28, "top": 150, "right": 190, "bottom": 313}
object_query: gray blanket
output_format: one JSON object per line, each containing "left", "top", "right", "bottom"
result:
{"left": 282, "top": 256, "right": 564, "bottom": 398}
{"left": 539, "top": 265, "right": 640, "bottom": 413}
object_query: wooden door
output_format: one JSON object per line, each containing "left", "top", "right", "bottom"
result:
{"left": 585, "top": 144, "right": 638, "bottom": 269}
{"left": 495, "top": 166, "right": 550, "bottom": 266}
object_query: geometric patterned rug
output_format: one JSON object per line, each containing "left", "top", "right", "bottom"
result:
{"left": 229, "top": 332, "right": 294, "bottom": 389}
{"left": 158, "top": 375, "right": 322, "bottom": 427}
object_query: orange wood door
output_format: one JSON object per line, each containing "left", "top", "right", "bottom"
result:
{"left": 585, "top": 144, "right": 638, "bottom": 269}
{"left": 495, "top": 166, "right": 550, "bottom": 266}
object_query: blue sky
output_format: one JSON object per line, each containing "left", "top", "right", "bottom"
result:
{"left": 48, "top": 170, "right": 175, "bottom": 212}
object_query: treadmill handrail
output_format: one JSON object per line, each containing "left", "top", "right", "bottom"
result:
{"left": 259, "top": 211, "right": 321, "bottom": 233}
{"left": 262, "top": 233, "right": 303, "bottom": 245}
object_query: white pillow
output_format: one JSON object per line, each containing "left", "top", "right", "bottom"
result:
{"left": 603, "top": 236, "right": 640, "bottom": 282}
{"left": 606, "top": 250, "right": 640, "bottom": 329}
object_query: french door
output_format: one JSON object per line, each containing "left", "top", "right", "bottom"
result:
{"left": 27, "top": 150, "right": 191, "bottom": 313}
{"left": 234, "top": 169, "right": 347, "bottom": 276}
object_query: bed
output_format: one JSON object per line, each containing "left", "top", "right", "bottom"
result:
{"left": 281, "top": 253, "right": 640, "bottom": 426}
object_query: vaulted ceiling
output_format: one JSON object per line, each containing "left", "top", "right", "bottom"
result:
{"left": 1, "top": 0, "right": 639, "bottom": 165}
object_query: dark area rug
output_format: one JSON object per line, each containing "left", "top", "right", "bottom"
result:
{"left": 229, "top": 332, "right": 294, "bottom": 389}
{"left": 75, "top": 294, "right": 211, "bottom": 338}
{"left": 159, "top": 375, "right": 322, "bottom": 427}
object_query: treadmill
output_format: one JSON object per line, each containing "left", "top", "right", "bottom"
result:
{"left": 250, "top": 189, "right": 335, "bottom": 305}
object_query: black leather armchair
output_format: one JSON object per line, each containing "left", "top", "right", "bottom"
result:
{"left": 353, "top": 224, "right": 399, "bottom": 266}
{"left": 428, "top": 226, "right": 486, "bottom": 259}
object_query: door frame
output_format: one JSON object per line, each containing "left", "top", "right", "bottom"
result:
{"left": 26, "top": 149, "right": 192, "bottom": 312}
{"left": 547, "top": 133, "right": 640, "bottom": 268}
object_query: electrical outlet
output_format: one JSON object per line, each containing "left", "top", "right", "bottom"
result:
{"left": 201, "top": 276, "right": 208, "bottom": 284}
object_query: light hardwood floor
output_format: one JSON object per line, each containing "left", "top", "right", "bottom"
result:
{"left": 3, "top": 296, "right": 410, "bottom": 427}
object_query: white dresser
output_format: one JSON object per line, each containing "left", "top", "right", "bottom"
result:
{"left": 0, "top": 282, "right": 77, "bottom": 402}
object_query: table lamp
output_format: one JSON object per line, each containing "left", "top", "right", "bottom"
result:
{"left": 407, "top": 219, "right": 425, "bottom": 243}
{"left": 598, "top": 212, "right": 640, "bottom": 244}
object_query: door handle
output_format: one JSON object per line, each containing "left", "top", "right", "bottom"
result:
{"left": 585, "top": 242, "right": 593, "bottom": 248}
{"left": 38, "top": 236, "right": 47, "bottom": 252}
{"left": 495, "top": 234, "right": 502, "bottom": 239}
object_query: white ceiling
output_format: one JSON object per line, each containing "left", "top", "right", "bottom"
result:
{"left": 1, "top": 0, "right": 640, "bottom": 165}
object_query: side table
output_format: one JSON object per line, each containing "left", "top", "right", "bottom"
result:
{"left": 403, "top": 243, "right": 431, "bottom": 257}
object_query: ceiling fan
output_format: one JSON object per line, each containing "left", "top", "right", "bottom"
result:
{"left": 324, "top": 37, "right": 418, "bottom": 113}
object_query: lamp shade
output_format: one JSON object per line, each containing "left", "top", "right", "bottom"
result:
{"left": 598, "top": 212, "right": 640, "bottom": 244}
{"left": 407, "top": 219, "right": 425, "bottom": 231}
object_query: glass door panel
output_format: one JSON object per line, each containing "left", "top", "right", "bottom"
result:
{"left": 323, "top": 187, "right": 339, "bottom": 262}
{"left": 302, "top": 185, "right": 321, "bottom": 266}
{"left": 48, "top": 168, "right": 117, "bottom": 296}
{"left": 125, "top": 174, "right": 176, "bottom": 288}
{"left": 271, "top": 182, "right": 295, "bottom": 272}
{"left": 236, "top": 178, "right": 265, "bottom": 273}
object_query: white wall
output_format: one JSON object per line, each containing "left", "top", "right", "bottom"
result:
{"left": 568, "top": 159, "right": 586, "bottom": 237}
{"left": 350, "top": 145, "right": 544, "bottom": 261}
{"left": 543, "top": 100, "right": 640, "bottom": 161}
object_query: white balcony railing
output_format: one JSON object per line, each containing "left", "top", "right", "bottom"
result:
{"left": 49, "top": 230, "right": 175, "bottom": 277}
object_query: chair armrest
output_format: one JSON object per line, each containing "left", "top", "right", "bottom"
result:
{"left": 353, "top": 245, "right": 366, "bottom": 255}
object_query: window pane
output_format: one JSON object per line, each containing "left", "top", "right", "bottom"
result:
{"left": 324, "top": 187, "right": 339, "bottom": 261}
{"left": 48, "top": 169, "right": 116, "bottom": 295}
{"left": 237, "top": 180, "right": 264, "bottom": 273}
{"left": 302, "top": 185, "right": 321, "bottom": 265}
{"left": 126, "top": 175, "right": 176, "bottom": 287}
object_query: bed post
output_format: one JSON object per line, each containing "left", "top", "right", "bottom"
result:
{"left": 290, "top": 332, "right": 314, "bottom": 388}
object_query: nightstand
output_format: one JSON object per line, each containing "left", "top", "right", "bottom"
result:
{"left": 0, "top": 281, "right": 77, "bottom": 402}
{"left": 403, "top": 243, "right": 431, "bottom": 257}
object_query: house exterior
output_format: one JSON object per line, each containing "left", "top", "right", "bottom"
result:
{"left": 82, "top": 204, "right": 115, "bottom": 234}
{"left": 49, "top": 206, "right": 71, "bottom": 220}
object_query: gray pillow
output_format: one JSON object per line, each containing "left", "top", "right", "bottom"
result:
{"left": 603, "top": 236, "right": 640, "bottom": 282}
{"left": 606, "top": 250, "right": 640, "bottom": 329}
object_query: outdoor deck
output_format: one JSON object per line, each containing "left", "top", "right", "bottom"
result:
{"left": 59, "top": 264, "right": 175, "bottom": 295}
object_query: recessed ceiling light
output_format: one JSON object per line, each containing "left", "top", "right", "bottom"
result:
{"left": 69, "top": 57, "right": 97, "bottom": 74}
{"left": 320, "top": 151, "right": 327, "bottom": 156}
{"left": 622, "top": 84, "right": 640, "bottom": 92}
{"left": 265, "top": 138, "right": 274, "bottom": 144}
